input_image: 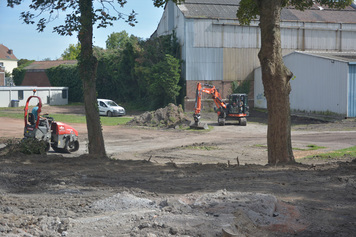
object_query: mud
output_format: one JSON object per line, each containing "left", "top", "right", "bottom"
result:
{"left": 0, "top": 106, "right": 356, "bottom": 236}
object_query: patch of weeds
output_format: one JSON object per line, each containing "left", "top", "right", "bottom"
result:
{"left": 254, "top": 144, "right": 267, "bottom": 148}
{"left": 294, "top": 144, "right": 326, "bottom": 151}
{"left": 2, "top": 138, "right": 47, "bottom": 155}
{"left": 304, "top": 146, "right": 356, "bottom": 160}
{"left": 183, "top": 143, "right": 219, "bottom": 151}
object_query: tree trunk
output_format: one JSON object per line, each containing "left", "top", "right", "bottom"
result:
{"left": 78, "top": 0, "right": 106, "bottom": 157}
{"left": 258, "top": 0, "right": 295, "bottom": 164}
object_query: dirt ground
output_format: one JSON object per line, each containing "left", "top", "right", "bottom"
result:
{"left": 0, "top": 106, "right": 356, "bottom": 236}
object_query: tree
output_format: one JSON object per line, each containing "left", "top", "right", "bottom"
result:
{"left": 106, "top": 31, "right": 137, "bottom": 50}
{"left": 62, "top": 43, "right": 81, "bottom": 60}
{"left": 149, "top": 54, "right": 181, "bottom": 108}
{"left": 7, "top": 0, "right": 182, "bottom": 157}
{"left": 237, "top": 0, "right": 352, "bottom": 164}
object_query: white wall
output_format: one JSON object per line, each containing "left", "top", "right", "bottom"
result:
{"left": 0, "top": 60, "right": 17, "bottom": 75}
{"left": 0, "top": 87, "right": 68, "bottom": 107}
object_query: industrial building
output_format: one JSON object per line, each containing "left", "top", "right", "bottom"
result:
{"left": 153, "top": 0, "right": 356, "bottom": 110}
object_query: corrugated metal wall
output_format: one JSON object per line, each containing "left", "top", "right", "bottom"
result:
{"left": 288, "top": 53, "right": 348, "bottom": 115}
{"left": 254, "top": 52, "right": 349, "bottom": 115}
{"left": 154, "top": 4, "right": 356, "bottom": 103}
{"left": 348, "top": 64, "right": 356, "bottom": 117}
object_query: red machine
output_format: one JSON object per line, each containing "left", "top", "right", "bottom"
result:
{"left": 191, "top": 83, "right": 249, "bottom": 129}
{"left": 24, "top": 94, "right": 79, "bottom": 153}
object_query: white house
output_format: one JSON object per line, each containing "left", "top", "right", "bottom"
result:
{"left": 0, "top": 44, "right": 18, "bottom": 75}
{"left": 0, "top": 44, "right": 18, "bottom": 86}
{"left": 254, "top": 51, "right": 356, "bottom": 117}
{"left": 154, "top": 0, "right": 356, "bottom": 110}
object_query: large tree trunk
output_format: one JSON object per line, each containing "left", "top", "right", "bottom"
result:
{"left": 78, "top": 0, "right": 106, "bottom": 157}
{"left": 258, "top": 0, "right": 295, "bottom": 164}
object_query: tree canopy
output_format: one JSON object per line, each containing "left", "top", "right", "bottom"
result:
{"left": 61, "top": 43, "right": 81, "bottom": 60}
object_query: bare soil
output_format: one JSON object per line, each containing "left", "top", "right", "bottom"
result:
{"left": 0, "top": 105, "right": 356, "bottom": 237}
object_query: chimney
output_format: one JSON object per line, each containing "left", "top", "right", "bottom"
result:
{"left": 8, "top": 49, "right": 13, "bottom": 55}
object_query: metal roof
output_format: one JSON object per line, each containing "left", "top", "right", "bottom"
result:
{"left": 178, "top": 0, "right": 356, "bottom": 23}
{"left": 295, "top": 51, "right": 356, "bottom": 63}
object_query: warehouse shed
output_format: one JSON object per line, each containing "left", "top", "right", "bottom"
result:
{"left": 0, "top": 87, "right": 68, "bottom": 107}
{"left": 154, "top": 0, "right": 356, "bottom": 110}
{"left": 254, "top": 51, "right": 356, "bottom": 117}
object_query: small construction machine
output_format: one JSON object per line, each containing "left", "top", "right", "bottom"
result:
{"left": 191, "top": 83, "right": 249, "bottom": 129}
{"left": 24, "top": 94, "right": 79, "bottom": 153}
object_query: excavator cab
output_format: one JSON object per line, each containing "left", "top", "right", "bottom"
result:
{"left": 228, "top": 94, "right": 249, "bottom": 116}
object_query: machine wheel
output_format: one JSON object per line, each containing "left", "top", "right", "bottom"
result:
{"left": 107, "top": 111, "right": 113, "bottom": 117}
{"left": 239, "top": 117, "right": 247, "bottom": 126}
{"left": 68, "top": 140, "right": 79, "bottom": 152}
{"left": 218, "top": 117, "right": 225, "bottom": 126}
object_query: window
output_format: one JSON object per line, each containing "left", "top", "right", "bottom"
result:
{"left": 62, "top": 89, "right": 67, "bottom": 99}
{"left": 18, "top": 90, "right": 23, "bottom": 100}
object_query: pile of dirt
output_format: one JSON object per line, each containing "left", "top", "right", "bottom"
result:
{"left": 127, "top": 103, "right": 191, "bottom": 128}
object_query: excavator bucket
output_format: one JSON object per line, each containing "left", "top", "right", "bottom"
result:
{"left": 190, "top": 121, "right": 209, "bottom": 130}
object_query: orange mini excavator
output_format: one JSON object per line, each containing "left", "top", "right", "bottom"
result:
{"left": 190, "top": 83, "right": 249, "bottom": 129}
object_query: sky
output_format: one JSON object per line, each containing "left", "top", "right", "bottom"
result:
{"left": 0, "top": 1, "right": 165, "bottom": 61}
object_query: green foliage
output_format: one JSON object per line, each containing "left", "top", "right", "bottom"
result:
{"left": 12, "top": 59, "right": 35, "bottom": 86}
{"left": 304, "top": 146, "right": 356, "bottom": 159}
{"left": 232, "top": 80, "right": 250, "bottom": 94}
{"left": 46, "top": 64, "right": 83, "bottom": 102}
{"left": 106, "top": 31, "right": 138, "bottom": 50}
{"left": 3, "top": 138, "right": 47, "bottom": 155}
{"left": 17, "top": 59, "right": 34, "bottom": 67}
{"left": 148, "top": 54, "right": 181, "bottom": 108}
{"left": 62, "top": 43, "right": 81, "bottom": 60}
{"left": 96, "top": 33, "right": 182, "bottom": 110}
{"left": 20, "top": 139, "right": 48, "bottom": 155}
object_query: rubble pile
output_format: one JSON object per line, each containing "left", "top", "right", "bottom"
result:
{"left": 127, "top": 103, "right": 191, "bottom": 128}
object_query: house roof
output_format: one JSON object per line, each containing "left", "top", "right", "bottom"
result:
{"left": 178, "top": 0, "right": 356, "bottom": 23}
{"left": 24, "top": 60, "right": 77, "bottom": 70}
{"left": 0, "top": 44, "right": 18, "bottom": 61}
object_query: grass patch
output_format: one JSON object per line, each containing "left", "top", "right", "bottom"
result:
{"left": 51, "top": 114, "right": 132, "bottom": 126}
{"left": 0, "top": 111, "right": 23, "bottom": 119}
{"left": 0, "top": 111, "right": 132, "bottom": 126}
{"left": 294, "top": 144, "right": 326, "bottom": 151}
{"left": 183, "top": 144, "right": 219, "bottom": 151}
{"left": 100, "top": 116, "right": 132, "bottom": 126}
{"left": 304, "top": 146, "right": 356, "bottom": 159}
{"left": 254, "top": 144, "right": 326, "bottom": 151}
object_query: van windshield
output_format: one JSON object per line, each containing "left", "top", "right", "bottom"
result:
{"left": 106, "top": 101, "right": 118, "bottom": 107}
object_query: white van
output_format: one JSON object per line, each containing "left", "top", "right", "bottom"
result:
{"left": 97, "top": 99, "right": 126, "bottom": 117}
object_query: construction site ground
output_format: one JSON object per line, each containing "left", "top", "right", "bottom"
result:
{"left": 0, "top": 105, "right": 355, "bottom": 236}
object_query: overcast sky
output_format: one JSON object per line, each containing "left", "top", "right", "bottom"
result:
{"left": 0, "top": 1, "right": 165, "bottom": 61}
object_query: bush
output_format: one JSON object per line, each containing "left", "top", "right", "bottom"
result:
{"left": 2, "top": 138, "right": 47, "bottom": 155}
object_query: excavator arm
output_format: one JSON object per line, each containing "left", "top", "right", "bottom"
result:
{"left": 193, "top": 83, "right": 227, "bottom": 125}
